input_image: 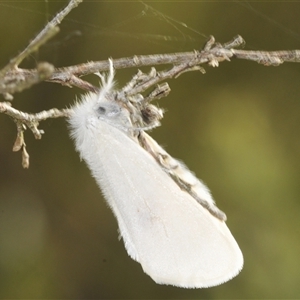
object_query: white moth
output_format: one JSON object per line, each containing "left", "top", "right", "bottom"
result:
{"left": 69, "top": 60, "right": 243, "bottom": 288}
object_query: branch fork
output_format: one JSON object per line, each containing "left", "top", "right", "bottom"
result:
{"left": 1, "top": 0, "right": 300, "bottom": 167}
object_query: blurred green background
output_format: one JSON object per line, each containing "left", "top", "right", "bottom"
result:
{"left": 1, "top": 1, "right": 300, "bottom": 298}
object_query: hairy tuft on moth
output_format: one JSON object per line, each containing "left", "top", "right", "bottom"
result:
{"left": 69, "top": 59, "right": 243, "bottom": 288}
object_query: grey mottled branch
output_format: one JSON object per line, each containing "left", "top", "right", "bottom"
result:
{"left": 1, "top": 0, "right": 300, "bottom": 167}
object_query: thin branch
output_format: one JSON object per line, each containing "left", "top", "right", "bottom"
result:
{"left": 2, "top": 63, "right": 54, "bottom": 96}
{"left": 0, "top": 27, "right": 58, "bottom": 79}
{"left": 47, "top": 35, "right": 300, "bottom": 89}
{"left": 1, "top": 4, "right": 300, "bottom": 170}
{"left": 231, "top": 49, "right": 300, "bottom": 65}
{"left": 0, "top": 102, "right": 71, "bottom": 167}
{"left": 0, "top": 0, "right": 82, "bottom": 74}
{"left": 2, "top": 35, "right": 300, "bottom": 96}
{"left": 0, "top": 102, "right": 71, "bottom": 137}
{"left": 0, "top": 0, "right": 83, "bottom": 168}
{"left": 52, "top": 35, "right": 300, "bottom": 75}
{"left": 0, "top": 0, "right": 83, "bottom": 95}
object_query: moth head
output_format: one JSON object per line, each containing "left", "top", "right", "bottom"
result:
{"left": 94, "top": 98, "right": 132, "bottom": 133}
{"left": 96, "top": 102, "right": 122, "bottom": 119}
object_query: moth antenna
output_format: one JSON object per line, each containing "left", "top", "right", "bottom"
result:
{"left": 97, "top": 58, "right": 115, "bottom": 102}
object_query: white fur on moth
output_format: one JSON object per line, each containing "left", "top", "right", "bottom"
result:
{"left": 69, "top": 61, "right": 243, "bottom": 288}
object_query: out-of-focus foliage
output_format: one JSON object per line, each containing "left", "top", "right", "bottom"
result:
{"left": 1, "top": 1, "right": 300, "bottom": 298}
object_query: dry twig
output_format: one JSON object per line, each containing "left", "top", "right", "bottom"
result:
{"left": 1, "top": 0, "right": 300, "bottom": 167}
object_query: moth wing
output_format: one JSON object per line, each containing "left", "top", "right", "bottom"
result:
{"left": 76, "top": 120, "right": 243, "bottom": 288}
